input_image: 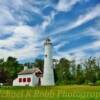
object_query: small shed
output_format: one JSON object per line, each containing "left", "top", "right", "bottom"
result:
{"left": 13, "top": 68, "right": 42, "bottom": 86}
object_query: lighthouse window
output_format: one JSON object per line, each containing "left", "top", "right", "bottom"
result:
{"left": 45, "top": 54, "right": 47, "bottom": 57}
{"left": 27, "top": 78, "right": 31, "bottom": 82}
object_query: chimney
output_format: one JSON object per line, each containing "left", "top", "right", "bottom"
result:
{"left": 24, "top": 66, "right": 28, "bottom": 70}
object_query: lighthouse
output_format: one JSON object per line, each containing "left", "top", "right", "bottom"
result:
{"left": 41, "top": 38, "right": 55, "bottom": 86}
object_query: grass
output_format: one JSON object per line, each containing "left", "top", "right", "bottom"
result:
{"left": 0, "top": 85, "right": 100, "bottom": 100}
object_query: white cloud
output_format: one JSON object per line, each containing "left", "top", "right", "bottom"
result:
{"left": 0, "top": 0, "right": 44, "bottom": 26}
{"left": 42, "top": 16, "right": 51, "bottom": 30}
{"left": 83, "top": 27, "right": 100, "bottom": 37}
{"left": 0, "top": 25, "right": 42, "bottom": 61}
{"left": 42, "top": 11, "right": 56, "bottom": 30}
{"left": 0, "top": 0, "right": 48, "bottom": 61}
{"left": 68, "top": 4, "right": 100, "bottom": 29}
{"left": 51, "top": 4, "right": 100, "bottom": 36}
{"left": 0, "top": 0, "right": 99, "bottom": 63}
{"left": 53, "top": 25, "right": 100, "bottom": 63}
{"left": 56, "top": 0, "right": 80, "bottom": 12}
{"left": 0, "top": 7, "right": 16, "bottom": 25}
{"left": 54, "top": 41, "right": 69, "bottom": 50}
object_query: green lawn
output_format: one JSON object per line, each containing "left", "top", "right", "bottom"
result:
{"left": 0, "top": 85, "right": 100, "bottom": 100}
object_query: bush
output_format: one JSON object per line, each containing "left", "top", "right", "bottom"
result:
{"left": 95, "top": 80, "right": 100, "bottom": 85}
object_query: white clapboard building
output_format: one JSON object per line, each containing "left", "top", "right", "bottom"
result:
{"left": 13, "top": 67, "right": 42, "bottom": 86}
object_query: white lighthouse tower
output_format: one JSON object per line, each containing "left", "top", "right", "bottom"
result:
{"left": 41, "top": 38, "right": 55, "bottom": 86}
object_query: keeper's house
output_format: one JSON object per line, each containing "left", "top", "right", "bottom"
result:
{"left": 13, "top": 66, "right": 42, "bottom": 86}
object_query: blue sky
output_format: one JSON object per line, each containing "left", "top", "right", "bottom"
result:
{"left": 0, "top": 0, "right": 100, "bottom": 63}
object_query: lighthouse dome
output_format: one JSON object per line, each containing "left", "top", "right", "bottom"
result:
{"left": 44, "top": 38, "right": 52, "bottom": 45}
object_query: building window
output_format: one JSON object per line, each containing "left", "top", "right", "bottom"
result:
{"left": 19, "top": 78, "right": 22, "bottom": 82}
{"left": 27, "top": 78, "right": 31, "bottom": 82}
{"left": 23, "top": 78, "right": 26, "bottom": 82}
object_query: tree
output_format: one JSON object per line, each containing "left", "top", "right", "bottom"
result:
{"left": 84, "top": 57, "right": 97, "bottom": 84}
{"left": 55, "top": 58, "right": 71, "bottom": 85}
{"left": 96, "top": 57, "right": 100, "bottom": 80}
{"left": 0, "top": 57, "right": 23, "bottom": 85}
{"left": 0, "top": 59, "right": 8, "bottom": 83}
{"left": 76, "top": 64, "right": 84, "bottom": 84}
{"left": 5, "top": 57, "right": 23, "bottom": 78}
{"left": 70, "top": 60, "right": 76, "bottom": 82}
{"left": 34, "top": 59, "right": 44, "bottom": 71}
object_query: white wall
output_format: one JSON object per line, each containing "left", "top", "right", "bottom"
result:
{"left": 13, "top": 73, "right": 39, "bottom": 86}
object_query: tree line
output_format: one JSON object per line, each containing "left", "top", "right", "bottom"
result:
{"left": 0, "top": 56, "right": 100, "bottom": 85}
{"left": 55, "top": 57, "right": 100, "bottom": 85}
